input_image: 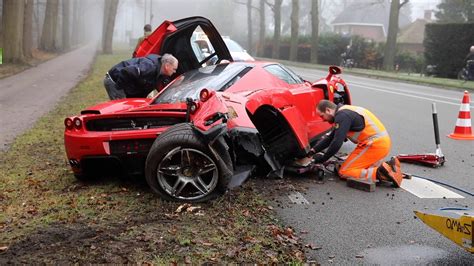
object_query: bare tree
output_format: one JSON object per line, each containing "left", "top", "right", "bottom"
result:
{"left": 71, "top": 0, "right": 80, "bottom": 45}
{"left": 383, "top": 0, "right": 408, "bottom": 71}
{"left": 33, "top": 0, "right": 42, "bottom": 47}
{"left": 310, "top": 0, "right": 319, "bottom": 64}
{"left": 266, "top": 0, "right": 282, "bottom": 59}
{"left": 257, "top": 0, "right": 266, "bottom": 57}
{"left": 234, "top": 0, "right": 257, "bottom": 54}
{"left": 62, "top": 0, "right": 71, "bottom": 51}
{"left": 40, "top": 0, "right": 59, "bottom": 52}
{"left": 289, "top": 0, "right": 299, "bottom": 61}
{"left": 2, "top": 0, "right": 25, "bottom": 63}
{"left": 247, "top": 0, "right": 253, "bottom": 54}
{"left": 23, "top": 0, "right": 34, "bottom": 59}
{"left": 102, "top": 0, "right": 119, "bottom": 54}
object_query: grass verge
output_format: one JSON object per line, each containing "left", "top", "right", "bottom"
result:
{"left": 0, "top": 51, "right": 306, "bottom": 264}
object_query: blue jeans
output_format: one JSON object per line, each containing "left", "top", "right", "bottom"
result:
{"left": 103, "top": 74, "right": 126, "bottom": 100}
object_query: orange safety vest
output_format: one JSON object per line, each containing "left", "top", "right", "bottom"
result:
{"left": 338, "top": 105, "right": 388, "bottom": 144}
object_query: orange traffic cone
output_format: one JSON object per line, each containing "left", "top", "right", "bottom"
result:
{"left": 448, "top": 91, "right": 474, "bottom": 140}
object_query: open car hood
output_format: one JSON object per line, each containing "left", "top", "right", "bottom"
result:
{"left": 133, "top": 16, "right": 232, "bottom": 75}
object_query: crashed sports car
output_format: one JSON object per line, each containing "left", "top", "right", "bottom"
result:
{"left": 64, "top": 16, "right": 351, "bottom": 202}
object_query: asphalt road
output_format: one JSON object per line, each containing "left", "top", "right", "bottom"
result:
{"left": 274, "top": 66, "right": 474, "bottom": 264}
{"left": 0, "top": 44, "right": 97, "bottom": 151}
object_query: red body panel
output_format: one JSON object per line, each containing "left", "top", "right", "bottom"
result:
{"left": 134, "top": 21, "right": 177, "bottom": 57}
{"left": 82, "top": 98, "right": 152, "bottom": 114}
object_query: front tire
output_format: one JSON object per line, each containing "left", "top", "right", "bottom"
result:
{"left": 145, "top": 123, "right": 231, "bottom": 202}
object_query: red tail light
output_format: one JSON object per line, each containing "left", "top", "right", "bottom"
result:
{"left": 200, "top": 89, "right": 210, "bottom": 102}
{"left": 73, "top": 117, "right": 82, "bottom": 129}
{"left": 64, "top": 118, "right": 74, "bottom": 130}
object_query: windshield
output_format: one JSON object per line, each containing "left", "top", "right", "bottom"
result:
{"left": 224, "top": 39, "right": 244, "bottom": 52}
{"left": 152, "top": 63, "right": 252, "bottom": 104}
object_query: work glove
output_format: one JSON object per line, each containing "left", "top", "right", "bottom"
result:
{"left": 312, "top": 153, "right": 326, "bottom": 164}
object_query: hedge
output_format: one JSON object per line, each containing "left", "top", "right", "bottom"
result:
{"left": 424, "top": 23, "right": 474, "bottom": 78}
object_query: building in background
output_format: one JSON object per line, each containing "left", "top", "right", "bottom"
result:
{"left": 398, "top": 10, "right": 433, "bottom": 55}
{"left": 331, "top": 1, "right": 410, "bottom": 42}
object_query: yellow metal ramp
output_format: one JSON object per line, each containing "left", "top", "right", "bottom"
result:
{"left": 414, "top": 208, "right": 473, "bottom": 253}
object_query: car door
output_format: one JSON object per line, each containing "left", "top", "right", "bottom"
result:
{"left": 133, "top": 16, "right": 233, "bottom": 75}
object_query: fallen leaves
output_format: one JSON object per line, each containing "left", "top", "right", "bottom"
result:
{"left": 175, "top": 204, "right": 190, "bottom": 213}
{"left": 226, "top": 246, "right": 242, "bottom": 258}
{"left": 268, "top": 225, "right": 300, "bottom": 245}
{"left": 242, "top": 235, "right": 261, "bottom": 244}
{"left": 174, "top": 204, "right": 203, "bottom": 216}
{"left": 241, "top": 209, "right": 251, "bottom": 217}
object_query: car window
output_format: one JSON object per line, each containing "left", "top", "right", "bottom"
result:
{"left": 264, "top": 64, "right": 303, "bottom": 84}
{"left": 152, "top": 63, "right": 252, "bottom": 104}
{"left": 280, "top": 64, "right": 304, "bottom": 84}
{"left": 190, "top": 27, "right": 216, "bottom": 64}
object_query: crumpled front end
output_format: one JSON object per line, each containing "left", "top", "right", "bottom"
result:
{"left": 188, "top": 90, "right": 285, "bottom": 188}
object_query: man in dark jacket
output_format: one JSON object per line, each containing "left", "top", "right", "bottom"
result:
{"left": 104, "top": 53, "right": 178, "bottom": 99}
{"left": 465, "top": 46, "right": 474, "bottom": 79}
{"left": 465, "top": 46, "right": 474, "bottom": 62}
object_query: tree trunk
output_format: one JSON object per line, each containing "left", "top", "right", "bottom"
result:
{"left": 272, "top": 0, "right": 282, "bottom": 59}
{"left": 310, "top": 0, "right": 319, "bottom": 64}
{"left": 40, "top": 0, "right": 59, "bottom": 52}
{"left": 257, "top": 0, "right": 265, "bottom": 57}
{"left": 383, "top": 0, "right": 407, "bottom": 71}
{"left": 2, "top": 0, "right": 25, "bottom": 63}
{"left": 289, "top": 0, "right": 299, "bottom": 61}
{"left": 33, "top": 0, "right": 41, "bottom": 47}
{"left": 102, "top": 0, "right": 119, "bottom": 54}
{"left": 23, "top": 0, "right": 34, "bottom": 58}
{"left": 71, "top": 0, "right": 80, "bottom": 45}
{"left": 246, "top": 0, "right": 253, "bottom": 54}
{"left": 61, "top": 0, "right": 70, "bottom": 51}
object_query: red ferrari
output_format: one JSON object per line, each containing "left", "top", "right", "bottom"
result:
{"left": 64, "top": 16, "right": 351, "bottom": 202}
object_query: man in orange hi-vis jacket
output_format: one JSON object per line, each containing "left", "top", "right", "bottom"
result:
{"left": 309, "top": 100, "right": 403, "bottom": 190}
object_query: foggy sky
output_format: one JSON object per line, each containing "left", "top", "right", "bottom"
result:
{"left": 113, "top": 0, "right": 441, "bottom": 46}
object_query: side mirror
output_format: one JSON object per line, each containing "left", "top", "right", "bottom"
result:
{"left": 329, "top": 66, "right": 342, "bottom": 75}
{"left": 325, "top": 66, "right": 342, "bottom": 81}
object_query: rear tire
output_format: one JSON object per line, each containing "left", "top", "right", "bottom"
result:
{"left": 145, "top": 123, "right": 232, "bottom": 202}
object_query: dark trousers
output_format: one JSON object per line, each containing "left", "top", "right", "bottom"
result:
{"left": 104, "top": 73, "right": 126, "bottom": 100}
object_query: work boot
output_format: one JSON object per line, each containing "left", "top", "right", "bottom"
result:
{"left": 376, "top": 157, "right": 403, "bottom": 187}
{"left": 388, "top": 156, "right": 403, "bottom": 187}
{"left": 376, "top": 162, "right": 392, "bottom": 182}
